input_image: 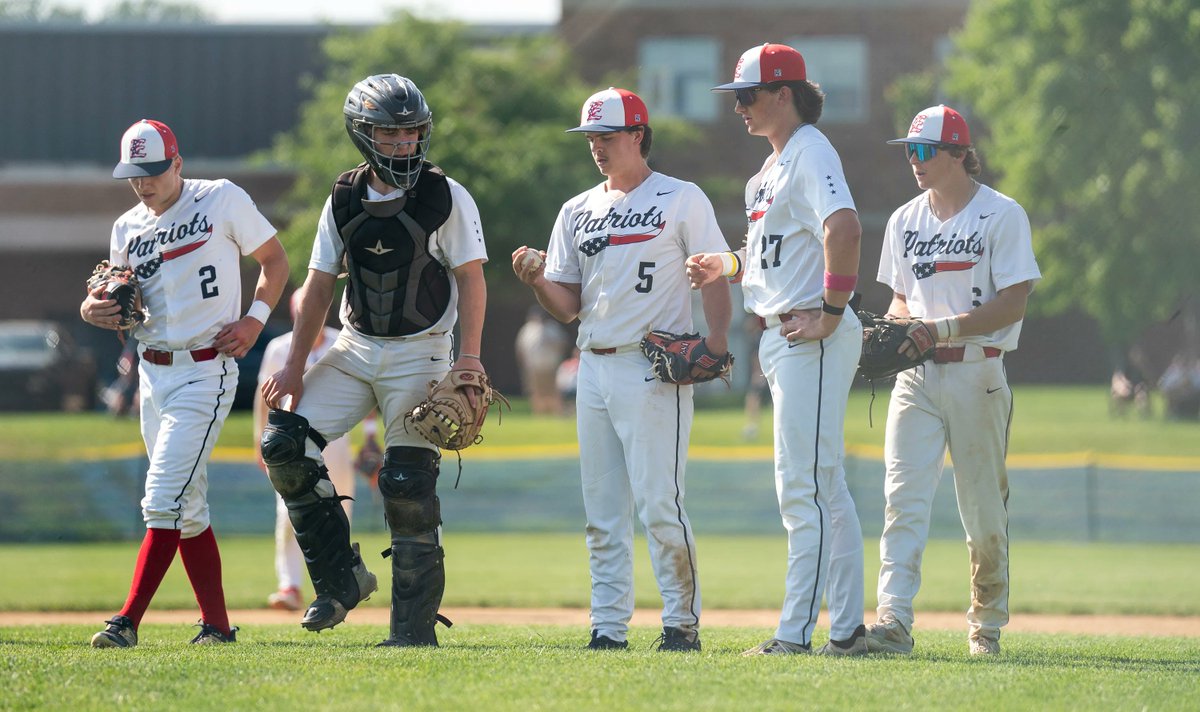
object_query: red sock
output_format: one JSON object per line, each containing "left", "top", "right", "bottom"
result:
{"left": 119, "top": 527, "right": 181, "bottom": 628}
{"left": 178, "top": 526, "right": 231, "bottom": 635}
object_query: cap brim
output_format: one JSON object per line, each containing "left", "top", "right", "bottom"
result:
{"left": 886, "top": 137, "right": 940, "bottom": 145}
{"left": 565, "top": 125, "right": 635, "bottom": 134}
{"left": 711, "top": 81, "right": 762, "bottom": 91}
{"left": 112, "top": 159, "right": 173, "bottom": 179}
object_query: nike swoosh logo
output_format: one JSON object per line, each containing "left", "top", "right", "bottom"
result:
{"left": 193, "top": 187, "right": 214, "bottom": 203}
{"left": 980, "top": 213, "right": 995, "bottom": 220}
{"left": 986, "top": 386, "right": 1002, "bottom": 394}
{"left": 644, "top": 376, "right": 657, "bottom": 382}
{"left": 430, "top": 356, "right": 444, "bottom": 362}
{"left": 656, "top": 190, "right": 675, "bottom": 196}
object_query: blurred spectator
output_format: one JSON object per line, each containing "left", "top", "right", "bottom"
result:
{"left": 515, "top": 306, "right": 569, "bottom": 416}
{"left": 1109, "top": 366, "right": 1149, "bottom": 418}
{"left": 556, "top": 347, "right": 580, "bottom": 415}
{"left": 100, "top": 339, "right": 140, "bottom": 417}
{"left": 1158, "top": 354, "right": 1200, "bottom": 420}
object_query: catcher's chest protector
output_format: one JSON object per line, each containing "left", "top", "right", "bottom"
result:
{"left": 332, "top": 164, "right": 453, "bottom": 337}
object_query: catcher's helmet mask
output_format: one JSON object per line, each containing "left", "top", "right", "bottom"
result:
{"left": 345, "top": 74, "right": 433, "bottom": 190}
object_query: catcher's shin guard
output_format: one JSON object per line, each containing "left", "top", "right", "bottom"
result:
{"left": 265, "top": 455, "right": 376, "bottom": 631}
{"left": 377, "top": 539, "right": 447, "bottom": 647}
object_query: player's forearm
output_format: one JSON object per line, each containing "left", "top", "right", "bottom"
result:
{"left": 248, "top": 238, "right": 290, "bottom": 320}
{"left": 822, "top": 208, "right": 862, "bottom": 309}
{"left": 285, "top": 270, "right": 335, "bottom": 369}
{"left": 451, "top": 260, "right": 487, "bottom": 357}
{"left": 699, "top": 279, "right": 732, "bottom": 351}
{"left": 953, "top": 281, "right": 1031, "bottom": 338}
{"left": 532, "top": 279, "right": 582, "bottom": 324}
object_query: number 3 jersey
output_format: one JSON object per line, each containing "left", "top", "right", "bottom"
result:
{"left": 543, "top": 172, "right": 730, "bottom": 351}
{"left": 109, "top": 178, "right": 277, "bottom": 350}
{"left": 877, "top": 182, "right": 1041, "bottom": 352}
{"left": 740, "top": 124, "right": 857, "bottom": 317}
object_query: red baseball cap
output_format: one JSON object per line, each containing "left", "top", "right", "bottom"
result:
{"left": 713, "top": 43, "right": 807, "bottom": 90}
{"left": 566, "top": 87, "right": 650, "bottom": 133}
{"left": 113, "top": 119, "right": 179, "bottom": 179}
{"left": 888, "top": 105, "right": 971, "bottom": 146}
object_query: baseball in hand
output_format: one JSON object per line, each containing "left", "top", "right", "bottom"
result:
{"left": 520, "top": 250, "right": 544, "bottom": 270}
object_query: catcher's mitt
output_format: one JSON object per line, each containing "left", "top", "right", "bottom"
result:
{"left": 405, "top": 369, "right": 510, "bottom": 450}
{"left": 87, "top": 260, "right": 144, "bottom": 333}
{"left": 858, "top": 311, "right": 937, "bottom": 381}
{"left": 640, "top": 330, "right": 734, "bottom": 386}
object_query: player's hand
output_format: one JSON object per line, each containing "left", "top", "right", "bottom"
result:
{"left": 897, "top": 319, "right": 931, "bottom": 360}
{"left": 511, "top": 246, "right": 547, "bottom": 287}
{"left": 451, "top": 355, "right": 485, "bottom": 410}
{"left": 780, "top": 308, "right": 838, "bottom": 344}
{"left": 685, "top": 253, "right": 723, "bottom": 289}
{"left": 80, "top": 286, "right": 124, "bottom": 330}
{"left": 214, "top": 317, "right": 264, "bottom": 359}
{"left": 262, "top": 365, "right": 304, "bottom": 411}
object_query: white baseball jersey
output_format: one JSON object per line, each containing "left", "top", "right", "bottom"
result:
{"left": 543, "top": 172, "right": 729, "bottom": 349}
{"left": 878, "top": 183, "right": 1041, "bottom": 351}
{"left": 741, "top": 125, "right": 857, "bottom": 317}
{"left": 309, "top": 178, "right": 488, "bottom": 335}
{"left": 111, "top": 178, "right": 276, "bottom": 350}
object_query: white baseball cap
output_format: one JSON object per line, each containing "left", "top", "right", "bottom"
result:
{"left": 888, "top": 105, "right": 971, "bottom": 146}
{"left": 565, "top": 87, "right": 650, "bottom": 133}
{"left": 113, "top": 119, "right": 179, "bottom": 179}
{"left": 713, "top": 43, "right": 807, "bottom": 90}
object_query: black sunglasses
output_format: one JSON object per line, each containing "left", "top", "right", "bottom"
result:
{"left": 734, "top": 86, "right": 769, "bottom": 106}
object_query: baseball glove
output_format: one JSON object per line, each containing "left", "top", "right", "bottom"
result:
{"left": 405, "top": 369, "right": 510, "bottom": 450}
{"left": 858, "top": 311, "right": 937, "bottom": 381}
{"left": 640, "top": 330, "right": 734, "bottom": 386}
{"left": 87, "top": 260, "right": 144, "bottom": 333}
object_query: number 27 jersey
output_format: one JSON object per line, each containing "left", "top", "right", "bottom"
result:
{"left": 741, "top": 125, "right": 856, "bottom": 317}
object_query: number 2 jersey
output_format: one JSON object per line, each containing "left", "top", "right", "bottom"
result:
{"left": 740, "top": 124, "right": 857, "bottom": 317}
{"left": 543, "top": 172, "right": 730, "bottom": 351}
{"left": 109, "top": 178, "right": 277, "bottom": 350}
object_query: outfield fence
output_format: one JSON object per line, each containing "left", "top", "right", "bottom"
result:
{"left": 1, "top": 451, "right": 1196, "bottom": 543}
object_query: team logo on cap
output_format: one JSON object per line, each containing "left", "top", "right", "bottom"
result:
{"left": 129, "top": 138, "right": 148, "bottom": 160}
{"left": 733, "top": 57, "right": 746, "bottom": 80}
{"left": 909, "top": 114, "right": 927, "bottom": 135}
{"left": 586, "top": 100, "right": 605, "bottom": 123}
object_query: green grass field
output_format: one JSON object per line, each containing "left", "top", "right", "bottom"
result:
{"left": 3, "top": 387, "right": 1198, "bottom": 710}
{"left": 3, "top": 533, "right": 1200, "bottom": 711}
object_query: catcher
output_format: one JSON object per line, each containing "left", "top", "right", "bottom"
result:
{"left": 260, "top": 74, "right": 490, "bottom": 647}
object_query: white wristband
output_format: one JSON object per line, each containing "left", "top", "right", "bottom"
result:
{"left": 929, "top": 316, "right": 960, "bottom": 341}
{"left": 717, "top": 252, "right": 736, "bottom": 277}
{"left": 245, "top": 300, "right": 272, "bottom": 325}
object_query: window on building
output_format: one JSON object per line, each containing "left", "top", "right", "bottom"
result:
{"left": 638, "top": 37, "right": 720, "bottom": 122}
{"left": 790, "top": 36, "right": 868, "bottom": 123}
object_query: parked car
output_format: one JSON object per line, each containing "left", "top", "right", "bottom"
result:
{"left": 0, "top": 320, "right": 98, "bottom": 412}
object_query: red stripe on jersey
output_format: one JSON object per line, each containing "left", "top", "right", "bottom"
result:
{"left": 607, "top": 223, "right": 664, "bottom": 246}
{"left": 162, "top": 234, "right": 211, "bottom": 262}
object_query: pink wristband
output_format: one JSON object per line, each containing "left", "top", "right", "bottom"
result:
{"left": 823, "top": 271, "right": 858, "bottom": 291}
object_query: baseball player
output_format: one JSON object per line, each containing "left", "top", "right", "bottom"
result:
{"left": 513, "top": 87, "right": 732, "bottom": 652}
{"left": 254, "top": 290, "right": 357, "bottom": 612}
{"left": 81, "top": 119, "right": 289, "bottom": 647}
{"left": 866, "top": 105, "right": 1041, "bottom": 657}
{"left": 688, "top": 44, "right": 867, "bottom": 655}
{"left": 260, "top": 74, "right": 489, "bottom": 647}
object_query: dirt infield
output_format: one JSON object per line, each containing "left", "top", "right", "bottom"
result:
{"left": 4, "top": 608, "right": 1198, "bottom": 637}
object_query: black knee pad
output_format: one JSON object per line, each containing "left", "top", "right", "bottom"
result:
{"left": 261, "top": 409, "right": 328, "bottom": 467}
{"left": 378, "top": 446, "right": 441, "bottom": 536}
